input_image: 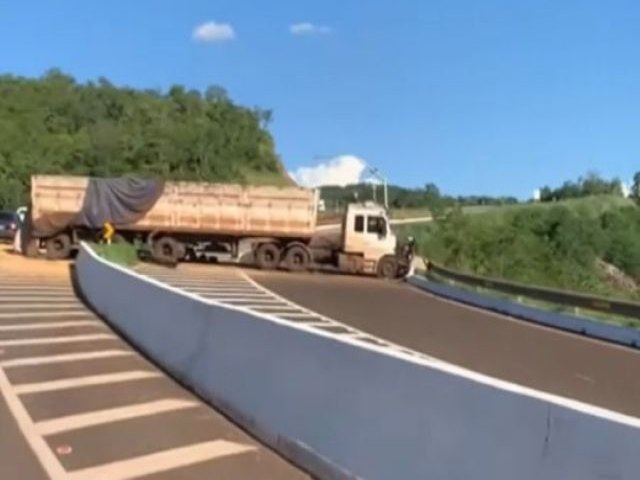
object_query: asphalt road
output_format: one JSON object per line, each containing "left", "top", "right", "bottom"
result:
{"left": 248, "top": 269, "right": 640, "bottom": 418}
{"left": 0, "top": 272, "right": 309, "bottom": 480}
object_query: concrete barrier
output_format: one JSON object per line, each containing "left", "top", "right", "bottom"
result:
{"left": 77, "top": 244, "right": 640, "bottom": 480}
{"left": 408, "top": 274, "right": 640, "bottom": 349}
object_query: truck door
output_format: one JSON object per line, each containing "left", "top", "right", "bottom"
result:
{"left": 363, "top": 215, "right": 391, "bottom": 261}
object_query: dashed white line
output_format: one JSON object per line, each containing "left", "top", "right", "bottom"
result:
{"left": 13, "top": 370, "right": 161, "bottom": 394}
{"left": 0, "top": 349, "right": 134, "bottom": 368}
{"left": 0, "top": 333, "right": 115, "bottom": 346}
{"left": 35, "top": 398, "right": 199, "bottom": 435}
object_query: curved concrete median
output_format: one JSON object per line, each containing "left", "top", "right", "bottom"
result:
{"left": 76, "top": 244, "right": 640, "bottom": 480}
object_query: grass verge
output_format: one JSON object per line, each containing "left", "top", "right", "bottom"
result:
{"left": 91, "top": 242, "right": 139, "bottom": 267}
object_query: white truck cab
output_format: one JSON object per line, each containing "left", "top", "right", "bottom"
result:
{"left": 338, "top": 202, "right": 412, "bottom": 278}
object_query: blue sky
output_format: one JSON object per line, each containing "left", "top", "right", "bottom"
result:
{"left": 0, "top": 0, "right": 639, "bottom": 197}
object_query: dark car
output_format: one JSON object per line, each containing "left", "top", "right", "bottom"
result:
{"left": 0, "top": 211, "right": 19, "bottom": 243}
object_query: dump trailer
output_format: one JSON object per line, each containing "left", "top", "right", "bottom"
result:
{"left": 27, "top": 175, "right": 414, "bottom": 278}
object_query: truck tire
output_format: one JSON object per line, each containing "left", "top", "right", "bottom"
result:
{"left": 46, "top": 233, "right": 72, "bottom": 260}
{"left": 377, "top": 255, "right": 398, "bottom": 279}
{"left": 153, "top": 237, "right": 183, "bottom": 264}
{"left": 255, "top": 243, "right": 281, "bottom": 270}
{"left": 284, "top": 245, "right": 311, "bottom": 272}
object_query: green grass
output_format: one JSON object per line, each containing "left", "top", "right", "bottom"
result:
{"left": 92, "top": 242, "right": 139, "bottom": 267}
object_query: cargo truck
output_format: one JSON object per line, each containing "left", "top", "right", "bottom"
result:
{"left": 25, "top": 175, "right": 415, "bottom": 278}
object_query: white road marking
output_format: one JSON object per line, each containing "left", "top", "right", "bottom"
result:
{"left": 0, "top": 303, "right": 82, "bottom": 310}
{"left": 13, "top": 370, "right": 161, "bottom": 394}
{"left": 0, "top": 320, "right": 99, "bottom": 331}
{"left": 165, "top": 285, "right": 257, "bottom": 291}
{"left": 213, "top": 298, "right": 282, "bottom": 304}
{"left": 0, "top": 285, "right": 72, "bottom": 291}
{"left": 0, "top": 333, "right": 115, "bottom": 346}
{"left": 0, "top": 349, "right": 134, "bottom": 368}
{"left": 35, "top": 398, "right": 199, "bottom": 435}
{"left": 277, "top": 313, "right": 324, "bottom": 319}
{"left": 0, "top": 367, "right": 68, "bottom": 479}
{"left": 66, "top": 440, "right": 255, "bottom": 480}
{"left": 242, "top": 305, "right": 300, "bottom": 311}
{"left": 0, "top": 311, "right": 92, "bottom": 319}
{"left": 0, "top": 297, "right": 78, "bottom": 303}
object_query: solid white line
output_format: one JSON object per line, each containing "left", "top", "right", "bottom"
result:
{"left": 0, "top": 333, "right": 115, "bottom": 346}
{"left": 167, "top": 284, "right": 254, "bottom": 290}
{"left": 0, "top": 303, "right": 82, "bottom": 310}
{"left": 35, "top": 398, "right": 199, "bottom": 435}
{"left": 214, "top": 298, "right": 282, "bottom": 304}
{"left": 14, "top": 370, "right": 161, "bottom": 394}
{"left": 200, "top": 293, "right": 272, "bottom": 298}
{"left": 0, "top": 349, "right": 134, "bottom": 368}
{"left": 154, "top": 276, "right": 243, "bottom": 282}
{"left": 66, "top": 440, "right": 255, "bottom": 480}
{"left": 0, "top": 311, "right": 92, "bottom": 319}
{"left": 243, "top": 305, "right": 300, "bottom": 311}
{"left": 276, "top": 312, "right": 323, "bottom": 318}
{"left": 0, "top": 320, "right": 99, "bottom": 331}
{"left": 0, "top": 367, "right": 67, "bottom": 479}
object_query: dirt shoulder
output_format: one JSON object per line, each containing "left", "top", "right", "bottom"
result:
{"left": 0, "top": 244, "right": 71, "bottom": 278}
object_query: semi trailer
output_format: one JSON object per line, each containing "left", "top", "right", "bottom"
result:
{"left": 25, "top": 175, "right": 415, "bottom": 278}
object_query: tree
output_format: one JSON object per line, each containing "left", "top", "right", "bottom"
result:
{"left": 0, "top": 71, "right": 287, "bottom": 209}
{"left": 631, "top": 171, "right": 640, "bottom": 203}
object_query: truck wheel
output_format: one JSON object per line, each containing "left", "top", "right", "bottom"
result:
{"left": 46, "top": 233, "right": 72, "bottom": 260}
{"left": 284, "top": 245, "right": 311, "bottom": 272}
{"left": 153, "top": 237, "right": 183, "bottom": 264}
{"left": 377, "top": 255, "right": 398, "bottom": 279}
{"left": 24, "top": 239, "right": 39, "bottom": 258}
{"left": 255, "top": 243, "right": 281, "bottom": 270}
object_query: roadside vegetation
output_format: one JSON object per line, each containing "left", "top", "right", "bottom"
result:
{"left": 400, "top": 192, "right": 640, "bottom": 301}
{"left": 92, "top": 242, "right": 139, "bottom": 267}
{"left": 0, "top": 70, "right": 289, "bottom": 209}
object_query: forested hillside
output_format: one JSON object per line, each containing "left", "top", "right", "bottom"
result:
{"left": 0, "top": 70, "right": 289, "bottom": 208}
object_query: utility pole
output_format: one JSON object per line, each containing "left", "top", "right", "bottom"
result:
{"left": 367, "top": 165, "right": 388, "bottom": 210}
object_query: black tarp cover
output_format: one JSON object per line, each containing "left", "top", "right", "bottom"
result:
{"left": 33, "top": 176, "right": 165, "bottom": 237}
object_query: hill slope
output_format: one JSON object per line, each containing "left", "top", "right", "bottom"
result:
{"left": 0, "top": 70, "right": 291, "bottom": 208}
{"left": 400, "top": 196, "right": 640, "bottom": 300}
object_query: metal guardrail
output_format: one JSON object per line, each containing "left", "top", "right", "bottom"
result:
{"left": 427, "top": 262, "right": 640, "bottom": 319}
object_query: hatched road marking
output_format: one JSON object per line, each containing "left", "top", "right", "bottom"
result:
{"left": 13, "top": 371, "right": 162, "bottom": 394}
{"left": 0, "top": 274, "right": 302, "bottom": 480}
{"left": 135, "top": 264, "right": 429, "bottom": 360}
{"left": 0, "top": 321, "right": 99, "bottom": 331}
{"left": 35, "top": 399, "right": 199, "bottom": 435}
{"left": 65, "top": 440, "right": 256, "bottom": 480}
{"left": 0, "top": 350, "right": 134, "bottom": 368}
{"left": 0, "top": 334, "right": 115, "bottom": 347}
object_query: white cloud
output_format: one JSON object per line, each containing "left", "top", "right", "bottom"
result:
{"left": 192, "top": 21, "right": 235, "bottom": 43}
{"left": 289, "top": 22, "right": 332, "bottom": 36}
{"left": 289, "top": 155, "right": 367, "bottom": 188}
